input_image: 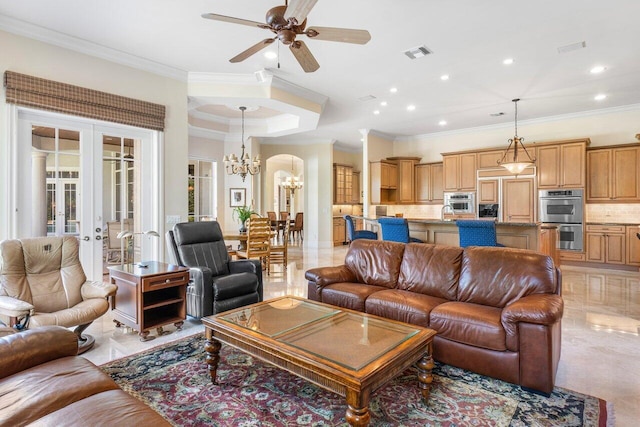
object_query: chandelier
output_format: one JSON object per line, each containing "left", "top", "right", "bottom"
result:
{"left": 281, "top": 156, "right": 303, "bottom": 195}
{"left": 223, "top": 106, "right": 261, "bottom": 182}
{"left": 497, "top": 98, "right": 535, "bottom": 174}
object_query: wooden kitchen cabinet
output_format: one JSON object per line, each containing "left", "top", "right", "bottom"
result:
{"left": 396, "top": 158, "right": 418, "bottom": 203}
{"left": 477, "top": 150, "right": 504, "bottom": 169}
{"left": 585, "top": 224, "right": 626, "bottom": 265}
{"left": 503, "top": 178, "right": 535, "bottom": 223}
{"left": 626, "top": 225, "right": 640, "bottom": 266}
{"left": 478, "top": 179, "right": 499, "bottom": 204}
{"left": 536, "top": 140, "right": 586, "bottom": 189}
{"left": 415, "top": 162, "right": 443, "bottom": 203}
{"left": 443, "top": 153, "right": 476, "bottom": 191}
{"left": 587, "top": 144, "right": 640, "bottom": 202}
{"left": 333, "top": 217, "right": 346, "bottom": 246}
{"left": 351, "top": 171, "right": 360, "bottom": 204}
{"left": 333, "top": 164, "right": 353, "bottom": 204}
{"left": 370, "top": 160, "right": 398, "bottom": 204}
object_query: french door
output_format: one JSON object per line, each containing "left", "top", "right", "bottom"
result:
{"left": 14, "top": 109, "right": 160, "bottom": 281}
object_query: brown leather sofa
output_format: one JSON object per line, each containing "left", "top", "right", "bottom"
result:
{"left": 305, "top": 239, "right": 563, "bottom": 395}
{"left": 0, "top": 326, "right": 170, "bottom": 427}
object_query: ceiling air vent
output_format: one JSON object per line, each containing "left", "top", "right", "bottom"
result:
{"left": 404, "top": 45, "right": 433, "bottom": 59}
{"left": 557, "top": 41, "right": 586, "bottom": 54}
{"left": 490, "top": 112, "right": 505, "bottom": 117}
{"left": 358, "top": 95, "right": 377, "bottom": 102}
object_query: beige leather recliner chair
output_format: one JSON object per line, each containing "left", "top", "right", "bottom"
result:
{"left": 0, "top": 236, "right": 116, "bottom": 353}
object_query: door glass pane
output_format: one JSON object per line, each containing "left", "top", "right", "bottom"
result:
{"left": 32, "top": 126, "right": 80, "bottom": 237}
{"left": 102, "top": 135, "right": 140, "bottom": 263}
{"left": 188, "top": 160, "right": 216, "bottom": 222}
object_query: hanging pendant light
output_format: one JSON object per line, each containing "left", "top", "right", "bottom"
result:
{"left": 497, "top": 98, "right": 535, "bottom": 174}
{"left": 281, "top": 156, "right": 303, "bottom": 195}
{"left": 223, "top": 106, "right": 261, "bottom": 182}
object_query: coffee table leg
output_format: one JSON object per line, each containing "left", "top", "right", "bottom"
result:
{"left": 204, "top": 330, "right": 222, "bottom": 385}
{"left": 345, "top": 390, "right": 370, "bottom": 426}
{"left": 417, "top": 342, "right": 435, "bottom": 402}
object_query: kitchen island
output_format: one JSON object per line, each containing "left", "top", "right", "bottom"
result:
{"left": 356, "top": 216, "right": 558, "bottom": 263}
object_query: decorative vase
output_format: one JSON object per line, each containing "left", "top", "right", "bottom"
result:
{"left": 239, "top": 221, "right": 247, "bottom": 234}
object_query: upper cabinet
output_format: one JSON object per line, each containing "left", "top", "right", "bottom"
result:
{"left": 389, "top": 157, "right": 420, "bottom": 204}
{"left": 370, "top": 160, "right": 397, "bottom": 204}
{"left": 415, "top": 162, "right": 444, "bottom": 204}
{"left": 333, "top": 163, "right": 353, "bottom": 204}
{"left": 351, "top": 171, "right": 361, "bottom": 204}
{"left": 587, "top": 144, "right": 640, "bottom": 202}
{"left": 443, "top": 153, "right": 477, "bottom": 191}
{"left": 536, "top": 140, "right": 587, "bottom": 189}
{"left": 477, "top": 150, "right": 504, "bottom": 170}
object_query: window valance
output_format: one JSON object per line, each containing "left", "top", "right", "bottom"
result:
{"left": 4, "top": 71, "right": 165, "bottom": 131}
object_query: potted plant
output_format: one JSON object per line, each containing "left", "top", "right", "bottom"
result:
{"left": 233, "top": 205, "right": 256, "bottom": 233}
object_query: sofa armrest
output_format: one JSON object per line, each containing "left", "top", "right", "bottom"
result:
{"left": 81, "top": 280, "right": 117, "bottom": 300}
{"left": 502, "top": 294, "right": 564, "bottom": 325}
{"left": 305, "top": 265, "right": 356, "bottom": 289}
{"left": 0, "top": 295, "right": 34, "bottom": 318}
{"left": 0, "top": 326, "right": 78, "bottom": 379}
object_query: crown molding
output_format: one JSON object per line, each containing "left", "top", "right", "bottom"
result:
{"left": 0, "top": 14, "right": 187, "bottom": 82}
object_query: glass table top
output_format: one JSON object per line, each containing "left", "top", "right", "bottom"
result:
{"left": 218, "top": 297, "right": 422, "bottom": 370}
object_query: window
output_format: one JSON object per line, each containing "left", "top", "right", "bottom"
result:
{"left": 188, "top": 160, "right": 217, "bottom": 222}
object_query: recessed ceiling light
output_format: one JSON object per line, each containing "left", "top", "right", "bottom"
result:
{"left": 594, "top": 94, "right": 607, "bottom": 101}
{"left": 390, "top": 87, "right": 398, "bottom": 93}
{"left": 407, "top": 105, "right": 416, "bottom": 111}
{"left": 380, "top": 101, "right": 387, "bottom": 106}
{"left": 373, "top": 110, "right": 380, "bottom": 115}
{"left": 440, "top": 74, "right": 449, "bottom": 81}
{"left": 503, "top": 58, "right": 514, "bottom": 65}
{"left": 264, "top": 51, "right": 277, "bottom": 59}
{"left": 438, "top": 120, "right": 447, "bottom": 126}
{"left": 590, "top": 65, "right": 606, "bottom": 74}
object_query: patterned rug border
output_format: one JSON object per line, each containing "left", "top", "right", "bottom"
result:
{"left": 101, "top": 333, "right": 612, "bottom": 427}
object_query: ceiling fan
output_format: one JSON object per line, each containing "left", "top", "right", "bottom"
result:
{"left": 202, "top": 0, "right": 371, "bottom": 73}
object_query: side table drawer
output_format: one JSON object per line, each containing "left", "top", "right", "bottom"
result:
{"left": 142, "top": 271, "right": 189, "bottom": 292}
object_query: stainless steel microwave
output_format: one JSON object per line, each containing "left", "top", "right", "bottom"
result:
{"left": 443, "top": 192, "right": 475, "bottom": 214}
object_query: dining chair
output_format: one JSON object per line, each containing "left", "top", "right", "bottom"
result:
{"left": 290, "top": 212, "right": 304, "bottom": 241}
{"left": 377, "top": 217, "right": 423, "bottom": 243}
{"left": 104, "top": 219, "right": 132, "bottom": 264}
{"left": 236, "top": 217, "right": 272, "bottom": 274}
{"left": 269, "top": 220, "right": 290, "bottom": 273}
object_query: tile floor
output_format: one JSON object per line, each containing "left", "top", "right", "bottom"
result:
{"left": 84, "top": 243, "right": 640, "bottom": 425}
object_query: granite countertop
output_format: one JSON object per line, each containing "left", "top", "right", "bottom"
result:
{"left": 350, "top": 215, "right": 539, "bottom": 227}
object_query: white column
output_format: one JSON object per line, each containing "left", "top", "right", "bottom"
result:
{"left": 31, "top": 151, "right": 48, "bottom": 236}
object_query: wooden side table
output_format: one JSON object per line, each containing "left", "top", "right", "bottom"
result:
{"left": 108, "top": 261, "right": 189, "bottom": 341}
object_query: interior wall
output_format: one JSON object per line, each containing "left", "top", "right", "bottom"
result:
{"left": 393, "top": 106, "right": 640, "bottom": 162}
{"left": 0, "top": 30, "right": 188, "bottom": 251}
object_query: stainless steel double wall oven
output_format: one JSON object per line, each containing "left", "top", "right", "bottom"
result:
{"left": 539, "top": 189, "right": 584, "bottom": 251}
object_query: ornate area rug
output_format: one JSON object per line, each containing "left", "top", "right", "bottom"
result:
{"left": 101, "top": 334, "right": 610, "bottom": 426}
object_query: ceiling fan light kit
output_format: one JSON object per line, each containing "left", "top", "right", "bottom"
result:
{"left": 202, "top": 0, "right": 371, "bottom": 72}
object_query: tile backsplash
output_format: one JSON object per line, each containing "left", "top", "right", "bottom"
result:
{"left": 585, "top": 203, "right": 640, "bottom": 224}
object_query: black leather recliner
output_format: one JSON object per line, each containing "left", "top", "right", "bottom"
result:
{"left": 166, "top": 221, "right": 263, "bottom": 319}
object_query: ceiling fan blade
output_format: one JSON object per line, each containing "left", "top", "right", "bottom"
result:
{"left": 201, "top": 13, "right": 267, "bottom": 29}
{"left": 306, "top": 27, "right": 371, "bottom": 44}
{"left": 284, "top": 0, "right": 318, "bottom": 24}
{"left": 290, "top": 40, "right": 320, "bottom": 73}
{"left": 230, "top": 38, "right": 276, "bottom": 63}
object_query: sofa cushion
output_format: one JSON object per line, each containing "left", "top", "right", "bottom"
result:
{"left": 365, "top": 289, "right": 449, "bottom": 327}
{"left": 458, "top": 247, "right": 557, "bottom": 308}
{"left": 398, "top": 243, "right": 463, "bottom": 300}
{"left": 345, "top": 239, "right": 405, "bottom": 289}
{"left": 430, "top": 302, "right": 506, "bottom": 351}
{"left": 0, "top": 356, "right": 119, "bottom": 426}
{"left": 321, "top": 282, "right": 388, "bottom": 312}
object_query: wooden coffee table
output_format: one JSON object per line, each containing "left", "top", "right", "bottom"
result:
{"left": 202, "top": 296, "right": 436, "bottom": 426}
